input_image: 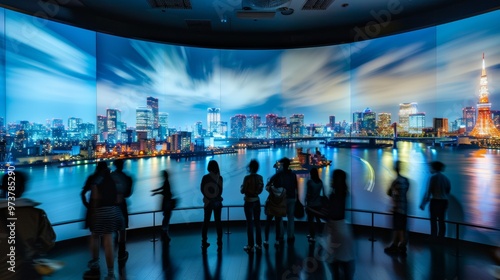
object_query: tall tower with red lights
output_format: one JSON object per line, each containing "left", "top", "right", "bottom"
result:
{"left": 470, "top": 54, "right": 500, "bottom": 138}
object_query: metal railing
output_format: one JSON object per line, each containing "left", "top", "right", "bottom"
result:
{"left": 52, "top": 205, "right": 500, "bottom": 250}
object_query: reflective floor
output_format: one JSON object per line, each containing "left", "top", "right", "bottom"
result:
{"left": 47, "top": 222, "right": 499, "bottom": 280}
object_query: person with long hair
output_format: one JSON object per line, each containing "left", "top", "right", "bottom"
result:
{"left": 240, "top": 159, "right": 264, "bottom": 253}
{"left": 200, "top": 160, "right": 224, "bottom": 252}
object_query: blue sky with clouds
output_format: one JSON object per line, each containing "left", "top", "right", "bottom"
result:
{"left": 2, "top": 8, "right": 500, "bottom": 130}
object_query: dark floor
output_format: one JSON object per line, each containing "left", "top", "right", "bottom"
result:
{"left": 46, "top": 222, "right": 499, "bottom": 280}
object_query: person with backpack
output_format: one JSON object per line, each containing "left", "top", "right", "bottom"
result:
{"left": 240, "top": 159, "right": 264, "bottom": 253}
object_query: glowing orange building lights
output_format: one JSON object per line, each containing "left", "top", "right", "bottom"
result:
{"left": 469, "top": 54, "right": 500, "bottom": 138}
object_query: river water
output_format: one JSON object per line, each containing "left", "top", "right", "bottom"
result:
{"left": 11, "top": 141, "right": 500, "bottom": 245}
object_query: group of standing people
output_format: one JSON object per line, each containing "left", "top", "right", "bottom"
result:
{"left": 233, "top": 157, "right": 355, "bottom": 278}
{"left": 75, "top": 155, "right": 451, "bottom": 280}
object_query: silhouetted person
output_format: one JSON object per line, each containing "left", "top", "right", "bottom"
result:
{"left": 324, "top": 169, "right": 355, "bottom": 280}
{"left": 240, "top": 159, "right": 264, "bottom": 253}
{"left": 0, "top": 171, "right": 56, "bottom": 280}
{"left": 263, "top": 174, "right": 286, "bottom": 249}
{"left": 306, "top": 167, "right": 323, "bottom": 243}
{"left": 270, "top": 157, "right": 298, "bottom": 245}
{"left": 420, "top": 161, "right": 451, "bottom": 239}
{"left": 81, "top": 162, "right": 124, "bottom": 280}
{"left": 152, "top": 170, "right": 176, "bottom": 243}
{"left": 111, "top": 159, "right": 133, "bottom": 262}
{"left": 384, "top": 161, "right": 410, "bottom": 255}
{"left": 200, "top": 160, "right": 223, "bottom": 252}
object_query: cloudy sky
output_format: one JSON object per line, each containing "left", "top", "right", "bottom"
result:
{"left": 2, "top": 8, "right": 500, "bottom": 129}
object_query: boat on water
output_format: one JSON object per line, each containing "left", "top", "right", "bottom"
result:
{"left": 274, "top": 147, "right": 332, "bottom": 174}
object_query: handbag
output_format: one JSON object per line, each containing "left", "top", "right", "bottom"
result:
{"left": 265, "top": 188, "right": 286, "bottom": 217}
{"left": 294, "top": 198, "right": 305, "bottom": 219}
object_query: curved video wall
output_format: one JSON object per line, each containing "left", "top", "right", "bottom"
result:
{"left": 0, "top": 8, "right": 499, "bottom": 245}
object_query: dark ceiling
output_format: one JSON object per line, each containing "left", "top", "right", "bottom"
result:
{"left": 1, "top": 0, "right": 499, "bottom": 49}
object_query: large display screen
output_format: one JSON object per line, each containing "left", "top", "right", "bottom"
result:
{"left": 0, "top": 8, "right": 499, "bottom": 245}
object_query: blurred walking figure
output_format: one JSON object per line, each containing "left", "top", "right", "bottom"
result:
{"left": 240, "top": 159, "right": 264, "bottom": 253}
{"left": 110, "top": 159, "right": 133, "bottom": 262}
{"left": 384, "top": 161, "right": 410, "bottom": 255}
{"left": 81, "top": 162, "right": 124, "bottom": 280}
{"left": 152, "top": 170, "right": 176, "bottom": 243}
{"left": 324, "top": 169, "right": 355, "bottom": 280}
{"left": 200, "top": 160, "right": 224, "bottom": 252}
{"left": 420, "top": 161, "right": 451, "bottom": 239}
{"left": 305, "top": 167, "right": 323, "bottom": 243}
{"left": 0, "top": 171, "right": 56, "bottom": 280}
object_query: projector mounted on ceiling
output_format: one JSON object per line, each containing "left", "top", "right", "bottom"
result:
{"left": 238, "top": 0, "right": 293, "bottom": 19}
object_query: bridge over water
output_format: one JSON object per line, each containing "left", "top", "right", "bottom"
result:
{"left": 213, "top": 136, "right": 455, "bottom": 147}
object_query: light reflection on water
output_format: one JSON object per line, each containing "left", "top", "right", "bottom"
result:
{"left": 13, "top": 141, "right": 499, "bottom": 244}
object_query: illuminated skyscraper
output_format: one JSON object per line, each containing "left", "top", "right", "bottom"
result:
{"left": 398, "top": 102, "right": 418, "bottom": 132}
{"left": 470, "top": 54, "right": 500, "bottom": 138}
{"left": 329, "top": 116, "right": 335, "bottom": 129}
{"left": 194, "top": 121, "right": 203, "bottom": 138}
{"left": 463, "top": 106, "right": 476, "bottom": 132}
{"left": 68, "top": 117, "right": 82, "bottom": 132}
{"left": 172, "top": 131, "right": 192, "bottom": 152}
{"left": 377, "top": 113, "right": 391, "bottom": 128}
{"left": 290, "top": 114, "right": 304, "bottom": 137}
{"left": 159, "top": 112, "right": 169, "bottom": 140}
{"left": 433, "top": 118, "right": 449, "bottom": 136}
{"left": 106, "top": 109, "right": 121, "bottom": 132}
{"left": 362, "top": 108, "right": 376, "bottom": 133}
{"left": 351, "top": 111, "right": 362, "bottom": 133}
{"left": 52, "top": 118, "right": 64, "bottom": 128}
{"left": 266, "top": 113, "right": 278, "bottom": 128}
{"left": 230, "top": 114, "right": 246, "bottom": 138}
{"left": 207, "top": 108, "right": 221, "bottom": 134}
{"left": 408, "top": 112, "right": 425, "bottom": 134}
{"left": 136, "top": 106, "right": 153, "bottom": 139}
{"left": 147, "top": 97, "right": 159, "bottom": 129}
{"left": 246, "top": 115, "right": 261, "bottom": 137}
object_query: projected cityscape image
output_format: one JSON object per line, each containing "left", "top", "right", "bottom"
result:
{"left": 0, "top": 8, "right": 499, "bottom": 246}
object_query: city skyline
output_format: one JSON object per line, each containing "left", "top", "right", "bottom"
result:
{"left": 1, "top": 8, "right": 500, "bottom": 133}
